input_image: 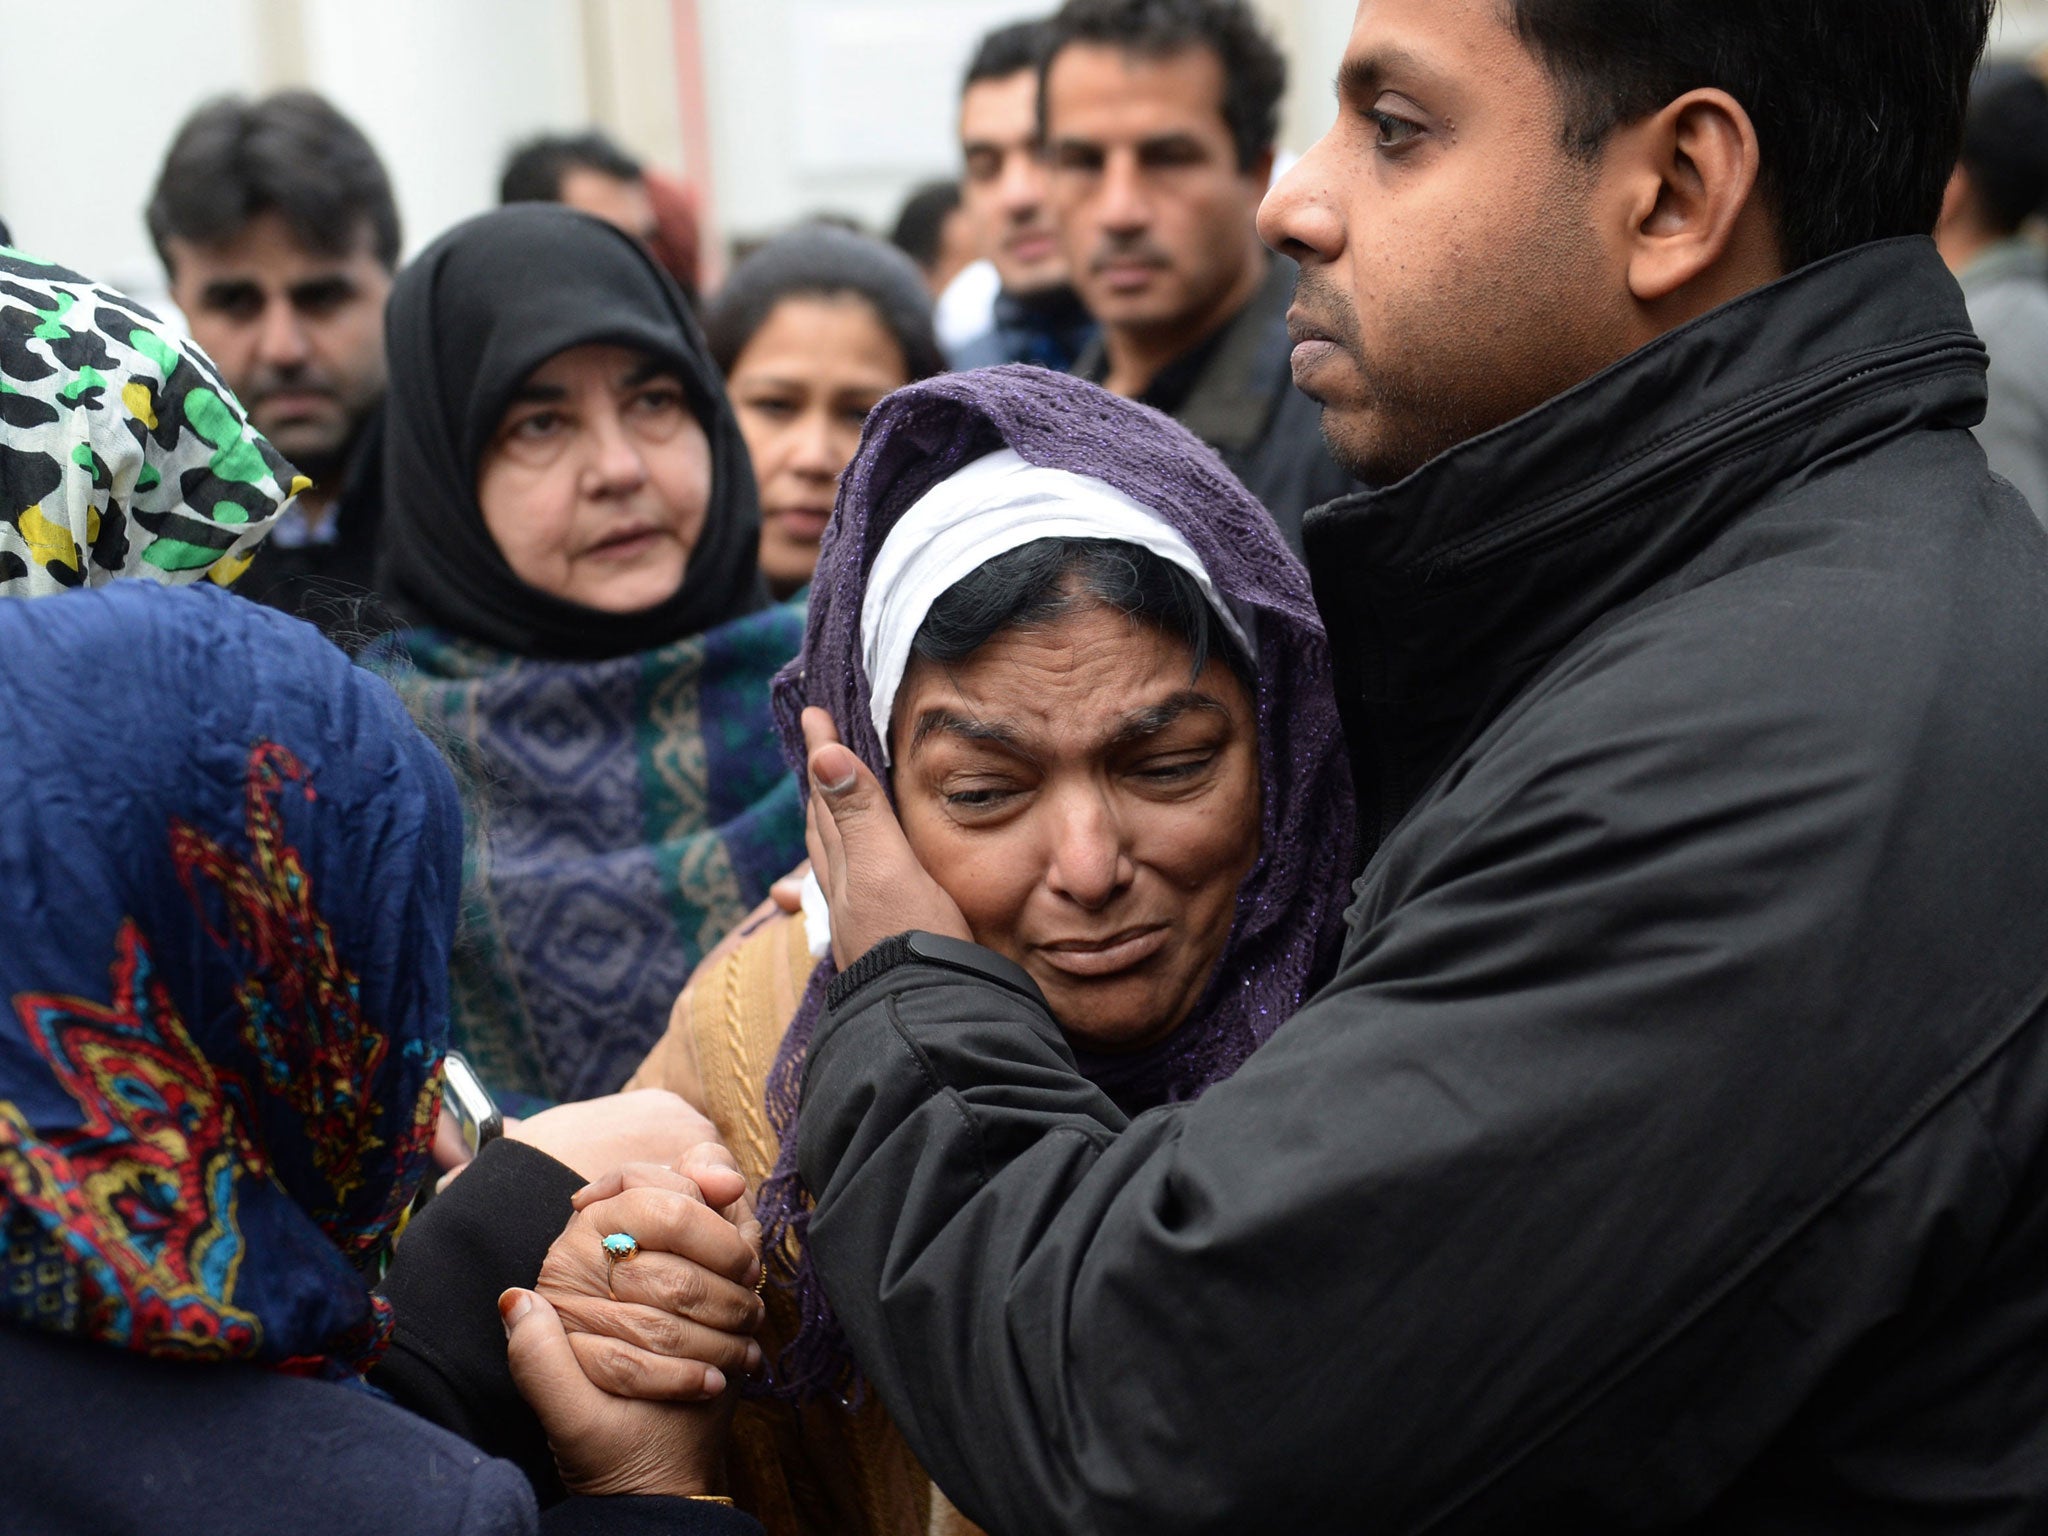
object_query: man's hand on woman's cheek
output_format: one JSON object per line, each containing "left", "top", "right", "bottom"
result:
{"left": 537, "top": 1155, "right": 766, "bottom": 1401}
{"left": 802, "top": 706, "right": 971, "bottom": 967}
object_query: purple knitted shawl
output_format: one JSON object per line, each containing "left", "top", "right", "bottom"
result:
{"left": 757, "top": 365, "right": 1355, "bottom": 1398}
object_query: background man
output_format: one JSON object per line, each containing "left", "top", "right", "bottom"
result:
{"left": 791, "top": 0, "right": 2048, "bottom": 1529}
{"left": 500, "top": 128, "right": 701, "bottom": 306}
{"left": 148, "top": 90, "right": 397, "bottom": 624}
{"left": 1938, "top": 61, "right": 2048, "bottom": 521}
{"left": 501, "top": 129, "right": 659, "bottom": 245}
{"left": 949, "top": 18, "right": 1098, "bottom": 374}
{"left": 889, "top": 178, "right": 978, "bottom": 297}
{"left": 1042, "top": 0, "right": 1353, "bottom": 549}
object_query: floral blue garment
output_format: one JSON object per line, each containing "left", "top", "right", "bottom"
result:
{"left": 0, "top": 583, "right": 462, "bottom": 1381}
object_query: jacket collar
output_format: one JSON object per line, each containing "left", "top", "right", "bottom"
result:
{"left": 1302, "top": 236, "right": 1987, "bottom": 842}
{"left": 1173, "top": 254, "right": 1296, "bottom": 454}
{"left": 1072, "top": 255, "right": 1296, "bottom": 452}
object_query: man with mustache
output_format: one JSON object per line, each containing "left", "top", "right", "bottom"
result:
{"left": 1043, "top": 0, "right": 1354, "bottom": 551}
{"left": 782, "top": 0, "right": 2048, "bottom": 1530}
{"left": 948, "top": 18, "right": 1098, "bottom": 375}
{"left": 148, "top": 91, "right": 396, "bottom": 627}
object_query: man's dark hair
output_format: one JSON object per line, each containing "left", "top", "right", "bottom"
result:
{"left": 1042, "top": 0, "right": 1284, "bottom": 171}
{"left": 913, "top": 537, "right": 1253, "bottom": 695}
{"left": 890, "top": 182, "right": 965, "bottom": 274}
{"left": 965, "top": 18, "right": 1055, "bottom": 90}
{"left": 147, "top": 91, "right": 400, "bottom": 274}
{"left": 705, "top": 222, "right": 947, "bottom": 383}
{"left": 499, "top": 130, "right": 644, "bottom": 206}
{"left": 1506, "top": 0, "right": 1996, "bottom": 271}
{"left": 1957, "top": 61, "right": 2048, "bottom": 236}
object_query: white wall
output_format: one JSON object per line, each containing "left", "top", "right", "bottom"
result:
{"left": 0, "top": 0, "right": 591, "bottom": 315}
{"left": 695, "top": 0, "right": 1029, "bottom": 241}
{"left": 0, "top": 0, "right": 260, "bottom": 297}
{"left": 1993, "top": 0, "right": 2048, "bottom": 50}
{"left": 298, "top": 0, "right": 589, "bottom": 263}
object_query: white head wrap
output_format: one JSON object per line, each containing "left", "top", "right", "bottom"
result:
{"left": 858, "top": 448, "right": 1252, "bottom": 760}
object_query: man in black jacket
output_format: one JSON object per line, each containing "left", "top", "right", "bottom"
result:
{"left": 1047, "top": 0, "right": 1356, "bottom": 551}
{"left": 789, "top": 0, "right": 2048, "bottom": 1531}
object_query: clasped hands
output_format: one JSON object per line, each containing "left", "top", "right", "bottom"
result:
{"left": 496, "top": 1092, "right": 764, "bottom": 1499}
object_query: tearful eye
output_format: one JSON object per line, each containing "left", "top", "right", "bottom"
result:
{"left": 1132, "top": 752, "right": 1216, "bottom": 787}
{"left": 945, "top": 786, "right": 1018, "bottom": 810}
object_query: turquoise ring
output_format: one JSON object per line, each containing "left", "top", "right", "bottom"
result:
{"left": 602, "top": 1231, "right": 639, "bottom": 1297}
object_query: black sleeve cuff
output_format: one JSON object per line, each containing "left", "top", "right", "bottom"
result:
{"left": 826, "top": 930, "right": 1048, "bottom": 1013}
{"left": 373, "top": 1136, "right": 586, "bottom": 1499}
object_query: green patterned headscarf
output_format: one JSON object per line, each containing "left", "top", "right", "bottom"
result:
{"left": 0, "top": 245, "right": 304, "bottom": 595}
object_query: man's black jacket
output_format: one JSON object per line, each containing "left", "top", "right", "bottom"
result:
{"left": 234, "top": 406, "right": 386, "bottom": 636}
{"left": 796, "top": 238, "right": 2048, "bottom": 1534}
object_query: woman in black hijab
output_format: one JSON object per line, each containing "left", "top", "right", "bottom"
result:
{"left": 372, "top": 205, "right": 808, "bottom": 1105}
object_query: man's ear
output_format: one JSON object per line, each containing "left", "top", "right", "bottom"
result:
{"left": 1938, "top": 164, "right": 1974, "bottom": 235}
{"left": 1610, "top": 88, "right": 1771, "bottom": 306}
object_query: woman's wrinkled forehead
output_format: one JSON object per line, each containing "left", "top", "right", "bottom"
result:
{"left": 891, "top": 595, "right": 1244, "bottom": 764}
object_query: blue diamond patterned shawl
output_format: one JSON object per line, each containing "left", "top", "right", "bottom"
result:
{"left": 373, "top": 599, "right": 809, "bottom": 1104}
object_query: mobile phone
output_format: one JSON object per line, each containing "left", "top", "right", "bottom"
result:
{"left": 379, "top": 1052, "right": 504, "bottom": 1272}
{"left": 440, "top": 1050, "right": 503, "bottom": 1157}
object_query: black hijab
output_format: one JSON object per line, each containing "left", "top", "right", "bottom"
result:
{"left": 377, "top": 205, "right": 765, "bottom": 659}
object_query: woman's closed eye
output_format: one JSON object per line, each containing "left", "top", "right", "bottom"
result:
{"left": 941, "top": 778, "right": 1026, "bottom": 813}
{"left": 1128, "top": 749, "right": 1221, "bottom": 791}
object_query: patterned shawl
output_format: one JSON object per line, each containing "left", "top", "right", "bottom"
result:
{"left": 758, "top": 365, "right": 1358, "bottom": 1397}
{"left": 0, "top": 583, "right": 462, "bottom": 1382}
{"left": 0, "top": 245, "right": 303, "bottom": 594}
{"left": 374, "top": 600, "right": 809, "bottom": 1105}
